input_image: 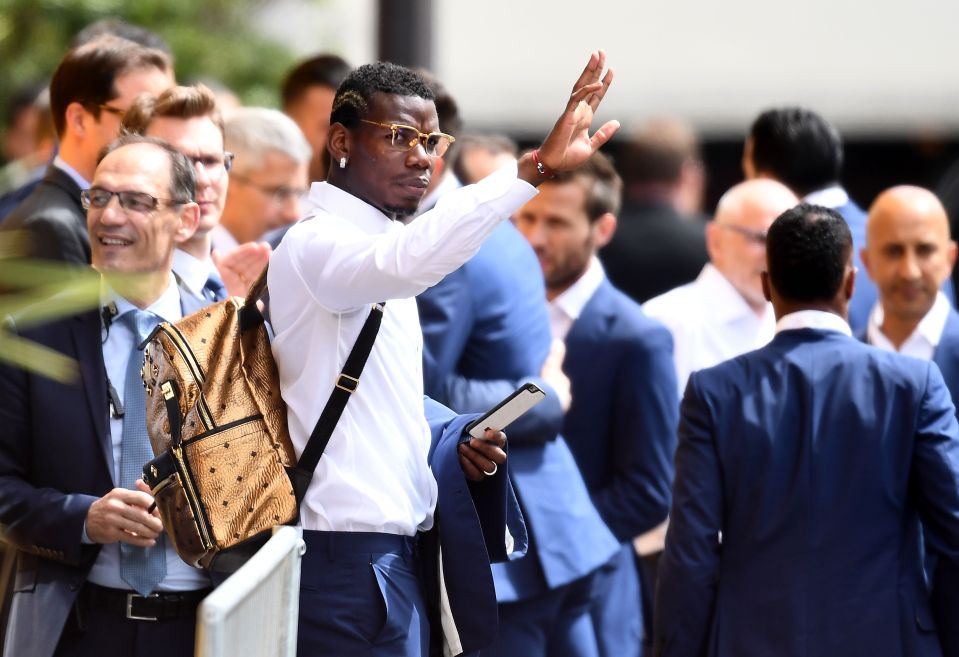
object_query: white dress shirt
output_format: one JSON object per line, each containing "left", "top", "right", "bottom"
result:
{"left": 171, "top": 248, "right": 218, "bottom": 300}
{"left": 87, "top": 275, "right": 211, "bottom": 592}
{"left": 775, "top": 308, "right": 852, "bottom": 336}
{"left": 269, "top": 162, "right": 537, "bottom": 536}
{"left": 643, "top": 263, "right": 776, "bottom": 396}
{"left": 866, "top": 292, "right": 950, "bottom": 360}
{"left": 549, "top": 256, "right": 605, "bottom": 341}
{"left": 803, "top": 185, "right": 850, "bottom": 210}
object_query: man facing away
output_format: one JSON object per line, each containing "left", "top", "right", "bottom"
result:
{"left": 655, "top": 203, "right": 959, "bottom": 657}
{"left": 643, "top": 179, "right": 798, "bottom": 396}
{"left": 514, "top": 151, "right": 677, "bottom": 657}
{"left": 267, "top": 54, "right": 619, "bottom": 657}
{"left": 2, "top": 35, "right": 172, "bottom": 264}
{"left": 0, "top": 135, "right": 209, "bottom": 657}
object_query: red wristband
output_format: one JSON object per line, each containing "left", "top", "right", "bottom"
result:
{"left": 531, "top": 149, "right": 556, "bottom": 179}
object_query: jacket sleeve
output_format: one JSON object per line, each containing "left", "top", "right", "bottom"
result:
{"left": 592, "top": 327, "right": 678, "bottom": 540}
{"left": 0, "top": 356, "right": 98, "bottom": 565}
{"left": 654, "top": 372, "right": 721, "bottom": 657}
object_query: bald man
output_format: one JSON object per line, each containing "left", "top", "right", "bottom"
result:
{"left": 862, "top": 186, "right": 959, "bottom": 389}
{"left": 644, "top": 179, "right": 799, "bottom": 395}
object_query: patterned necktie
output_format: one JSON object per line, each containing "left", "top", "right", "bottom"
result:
{"left": 118, "top": 309, "right": 167, "bottom": 596}
{"left": 203, "top": 272, "right": 228, "bottom": 302}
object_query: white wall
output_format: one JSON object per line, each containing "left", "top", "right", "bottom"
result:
{"left": 261, "top": 0, "right": 959, "bottom": 136}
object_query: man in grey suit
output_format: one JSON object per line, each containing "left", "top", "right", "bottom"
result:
{"left": 2, "top": 35, "right": 171, "bottom": 264}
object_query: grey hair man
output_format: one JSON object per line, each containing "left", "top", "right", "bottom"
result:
{"left": 213, "top": 107, "right": 311, "bottom": 249}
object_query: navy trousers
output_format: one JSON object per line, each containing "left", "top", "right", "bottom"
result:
{"left": 298, "top": 530, "right": 429, "bottom": 657}
{"left": 589, "top": 545, "right": 642, "bottom": 657}
{"left": 481, "top": 572, "right": 599, "bottom": 657}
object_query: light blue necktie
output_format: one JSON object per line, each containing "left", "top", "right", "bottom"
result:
{"left": 118, "top": 309, "right": 167, "bottom": 596}
{"left": 203, "top": 272, "right": 228, "bottom": 302}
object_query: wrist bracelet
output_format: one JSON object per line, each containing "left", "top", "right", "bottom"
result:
{"left": 531, "top": 149, "right": 556, "bottom": 179}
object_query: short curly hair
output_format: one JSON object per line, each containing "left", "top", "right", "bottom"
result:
{"left": 330, "top": 62, "right": 434, "bottom": 128}
{"left": 766, "top": 203, "right": 852, "bottom": 302}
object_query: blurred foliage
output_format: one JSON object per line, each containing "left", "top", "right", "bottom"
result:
{"left": 0, "top": 0, "right": 309, "bottom": 118}
{"left": 0, "top": 232, "right": 102, "bottom": 383}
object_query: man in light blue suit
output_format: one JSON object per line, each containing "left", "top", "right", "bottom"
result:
{"left": 417, "top": 157, "right": 619, "bottom": 657}
{"left": 655, "top": 203, "right": 959, "bottom": 657}
{"left": 514, "top": 152, "right": 677, "bottom": 657}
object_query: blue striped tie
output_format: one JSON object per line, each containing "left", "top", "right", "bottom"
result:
{"left": 118, "top": 309, "right": 167, "bottom": 596}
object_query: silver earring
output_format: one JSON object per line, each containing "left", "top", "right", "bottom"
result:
{"left": 339, "top": 157, "right": 347, "bottom": 169}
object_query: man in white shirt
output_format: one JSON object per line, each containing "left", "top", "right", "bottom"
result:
{"left": 861, "top": 185, "right": 959, "bottom": 382}
{"left": 268, "top": 54, "right": 619, "bottom": 657}
{"left": 643, "top": 179, "right": 798, "bottom": 395}
{"left": 213, "top": 107, "right": 310, "bottom": 250}
{"left": 122, "top": 85, "right": 270, "bottom": 301}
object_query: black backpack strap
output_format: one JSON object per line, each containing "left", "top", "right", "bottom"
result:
{"left": 290, "top": 302, "right": 385, "bottom": 502}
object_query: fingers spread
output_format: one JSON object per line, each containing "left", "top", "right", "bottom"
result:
{"left": 590, "top": 120, "right": 621, "bottom": 151}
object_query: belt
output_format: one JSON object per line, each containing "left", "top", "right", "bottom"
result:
{"left": 83, "top": 583, "right": 212, "bottom": 621}
{"left": 301, "top": 530, "right": 420, "bottom": 562}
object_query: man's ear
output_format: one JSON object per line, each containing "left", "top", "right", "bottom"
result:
{"left": 843, "top": 263, "right": 856, "bottom": 302}
{"left": 327, "top": 123, "right": 351, "bottom": 164}
{"left": 860, "top": 246, "right": 873, "bottom": 281}
{"left": 174, "top": 202, "right": 201, "bottom": 244}
{"left": 761, "top": 270, "right": 772, "bottom": 302}
{"left": 592, "top": 212, "right": 617, "bottom": 250}
{"left": 64, "top": 102, "right": 88, "bottom": 138}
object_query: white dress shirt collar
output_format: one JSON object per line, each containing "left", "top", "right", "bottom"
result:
{"left": 53, "top": 155, "right": 90, "bottom": 190}
{"left": 866, "top": 292, "right": 950, "bottom": 359}
{"left": 172, "top": 248, "right": 217, "bottom": 298}
{"left": 100, "top": 273, "right": 181, "bottom": 323}
{"left": 307, "top": 181, "right": 396, "bottom": 235}
{"left": 550, "top": 256, "right": 605, "bottom": 333}
{"left": 803, "top": 185, "right": 849, "bottom": 209}
{"left": 776, "top": 309, "right": 852, "bottom": 336}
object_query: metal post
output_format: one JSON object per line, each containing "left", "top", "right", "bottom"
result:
{"left": 377, "top": 0, "right": 433, "bottom": 69}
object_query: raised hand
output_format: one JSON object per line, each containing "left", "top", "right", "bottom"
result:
{"left": 534, "top": 51, "right": 619, "bottom": 176}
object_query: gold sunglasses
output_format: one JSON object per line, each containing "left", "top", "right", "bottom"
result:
{"left": 360, "top": 119, "right": 455, "bottom": 157}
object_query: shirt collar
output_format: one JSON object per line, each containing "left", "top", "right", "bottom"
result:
{"left": 867, "top": 291, "right": 951, "bottom": 349}
{"left": 776, "top": 309, "right": 852, "bottom": 336}
{"left": 551, "top": 256, "right": 605, "bottom": 323}
{"left": 100, "top": 273, "right": 182, "bottom": 324}
{"left": 53, "top": 155, "right": 90, "bottom": 190}
{"left": 697, "top": 263, "right": 773, "bottom": 324}
{"left": 172, "top": 248, "right": 216, "bottom": 296}
{"left": 803, "top": 185, "right": 849, "bottom": 209}
{"left": 307, "top": 181, "right": 396, "bottom": 235}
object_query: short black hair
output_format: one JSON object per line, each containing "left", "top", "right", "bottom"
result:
{"left": 330, "top": 62, "right": 434, "bottom": 128}
{"left": 748, "top": 107, "right": 843, "bottom": 197}
{"left": 281, "top": 53, "right": 352, "bottom": 109}
{"left": 766, "top": 203, "right": 851, "bottom": 302}
{"left": 99, "top": 134, "right": 196, "bottom": 205}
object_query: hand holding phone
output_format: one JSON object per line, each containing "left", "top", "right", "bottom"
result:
{"left": 463, "top": 382, "right": 547, "bottom": 441}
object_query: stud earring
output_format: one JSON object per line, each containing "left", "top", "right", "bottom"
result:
{"left": 339, "top": 157, "right": 347, "bottom": 169}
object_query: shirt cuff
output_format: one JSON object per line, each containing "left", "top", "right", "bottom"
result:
{"left": 81, "top": 520, "right": 93, "bottom": 545}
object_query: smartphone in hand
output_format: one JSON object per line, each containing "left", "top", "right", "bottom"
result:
{"left": 462, "top": 383, "right": 547, "bottom": 441}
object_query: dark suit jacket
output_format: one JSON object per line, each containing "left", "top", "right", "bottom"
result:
{"left": 0, "top": 293, "right": 206, "bottom": 657}
{"left": 1, "top": 165, "right": 88, "bottom": 264}
{"left": 562, "top": 278, "right": 677, "bottom": 542}
{"left": 655, "top": 327, "right": 959, "bottom": 657}
{"left": 599, "top": 200, "right": 708, "bottom": 304}
{"left": 417, "top": 222, "right": 619, "bottom": 604}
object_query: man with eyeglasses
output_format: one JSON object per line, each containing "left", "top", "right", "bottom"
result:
{"left": 268, "top": 55, "right": 618, "bottom": 657}
{"left": 212, "top": 107, "right": 311, "bottom": 251}
{"left": 644, "top": 179, "right": 798, "bottom": 396}
{"left": 2, "top": 35, "right": 172, "bottom": 264}
{"left": 122, "top": 84, "right": 270, "bottom": 301}
{"left": 0, "top": 134, "right": 212, "bottom": 657}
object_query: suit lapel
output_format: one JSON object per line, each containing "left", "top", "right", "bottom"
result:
{"left": 564, "top": 279, "right": 614, "bottom": 353}
{"left": 71, "top": 310, "right": 113, "bottom": 480}
{"left": 42, "top": 165, "right": 85, "bottom": 213}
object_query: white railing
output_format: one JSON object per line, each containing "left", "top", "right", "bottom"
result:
{"left": 195, "top": 527, "right": 306, "bottom": 657}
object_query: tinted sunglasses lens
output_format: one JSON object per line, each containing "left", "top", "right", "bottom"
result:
{"left": 391, "top": 126, "right": 419, "bottom": 150}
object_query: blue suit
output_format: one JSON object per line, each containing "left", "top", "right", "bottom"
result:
{"left": 417, "top": 222, "right": 619, "bottom": 657}
{"left": 562, "top": 277, "right": 678, "bottom": 657}
{"left": 837, "top": 199, "right": 875, "bottom": 333}
{"left": 655, "top": 327, "right": 959, "bottom": 657}
{"left": 0, "top": 292, "right": 206, "bottom": 657}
